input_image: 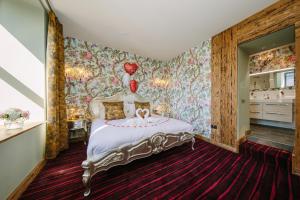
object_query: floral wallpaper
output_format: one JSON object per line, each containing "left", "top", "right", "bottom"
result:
{"left": 64, "top": 37, "right": 211, "bottom": 137}
{"left": 167, "top": 40, "right": 211, "bottom": 137}
{"left": 64, "top": 37, "right": 168, "bottom": 119}
{"left": 249, "top": 44, "right": 296, "bottom": 74}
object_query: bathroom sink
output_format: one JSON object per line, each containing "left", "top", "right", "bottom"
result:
{"left": 250, "top": 99, "right": 294, "bottom": 103}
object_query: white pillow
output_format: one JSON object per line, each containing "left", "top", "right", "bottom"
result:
{"left": 123, "top": 102, "right": 135, "bottom": 118}
{"left": 123, "top": 94, "right": 137, "bottom": 118}
{"left": 89, "top": 93, "right": 153, "bottom": 119}
{"left": 89, "top": 100, "right": 105, "bottom": 119}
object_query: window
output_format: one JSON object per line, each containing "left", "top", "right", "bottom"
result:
{"left": 0, "top": 24, "right": 45, "bottom": 123}
{"left": 284, "top": 71, "right": 295, "bottom": 87}
{"left": 274, "top": 70, "right": 295, "bottom": 88}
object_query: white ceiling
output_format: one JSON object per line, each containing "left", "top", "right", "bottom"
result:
{"left": 51, "top": 0, "right": 277, "bottom": 61}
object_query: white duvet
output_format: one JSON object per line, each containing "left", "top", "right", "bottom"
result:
{"left": 87, "top": 115, "right": 193, "bottom": 162}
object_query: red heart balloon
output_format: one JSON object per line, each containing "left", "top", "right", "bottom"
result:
{"left": 130, "top": 80, "right": 138, "bottom": 93}
{"left": 124, "top": 63, "right": 138, "bottom": 76}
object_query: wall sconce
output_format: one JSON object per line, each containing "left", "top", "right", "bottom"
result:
{"left": 152, "top": 78, "right": 169, "bottom": 88}
{"left": 67, "top": 106, "right": 85, "bottom": 120}
{"left": 65, "top": 64, "right": 92, "bottom": 80}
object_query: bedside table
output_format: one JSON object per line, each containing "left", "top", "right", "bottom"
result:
{"left": 67, "top": 119, "right": 91, "bottom": 144}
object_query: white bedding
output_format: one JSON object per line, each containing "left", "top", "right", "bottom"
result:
{"left": 87, "top": 115, "right": 193, "bottom": 162}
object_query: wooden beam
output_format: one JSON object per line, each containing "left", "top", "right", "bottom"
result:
{"left": 211, "top": 34, "right": 222, "bottom": 144}
{"left": 210, "top": 0, "right": 300, "bottom": 163}
{"left": 211, "top": 27, "right": 238, "bottom": 148}
{"left": 237, "top": 0, "right": 300, "bottom": 43}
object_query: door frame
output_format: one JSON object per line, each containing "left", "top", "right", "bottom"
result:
{"left": 211, "top": 0, "right": 300, "bottom": 175}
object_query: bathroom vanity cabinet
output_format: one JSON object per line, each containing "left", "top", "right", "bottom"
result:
{"left": 250, "top": 100, "right": 294, "bottom": 123}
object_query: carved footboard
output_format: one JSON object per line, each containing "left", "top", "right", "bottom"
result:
{"left": 81, "top": 132, "right": 195, "bottom": 196}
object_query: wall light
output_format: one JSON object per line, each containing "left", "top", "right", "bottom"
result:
{"left": 152, "top": 78, "right": 169, "bottom": 88}
{"left": 65, "top": 64, "right": 92, "bottom": 80}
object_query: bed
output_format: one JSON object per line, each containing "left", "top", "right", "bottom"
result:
{"left": 81, "top": 91, "right": 195, "bottom": 196}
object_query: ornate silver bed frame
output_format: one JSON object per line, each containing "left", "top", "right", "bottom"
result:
{"left": 82, "top": 132, "right": 195, "bottom": 196}
{"left": 81, "top": 91, "right": 195, "bottom": 196}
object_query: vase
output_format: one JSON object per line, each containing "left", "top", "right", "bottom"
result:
{"left": 4, "top": 119, "right": 24, "bottom": 130}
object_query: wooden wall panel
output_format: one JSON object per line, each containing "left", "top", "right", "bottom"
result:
{"left": 211, "top": 34, "right": 222, "bottom": 144}
{"left": 293, "top": 22, "right": 300, "bottom": 175}
{"left": 211, "top": 27, "right": 237, "bottom": 147}
{"left": 221, "top": 27, "right": 238, "bottom": 147}
{"left": 211, "top": 0, "right": 300, "bottom": 167}
{"left": 237, "top": 0, "right": 300, "bottom": 43}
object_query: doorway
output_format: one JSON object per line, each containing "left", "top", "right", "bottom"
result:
{"left": 238, "top": 26, "right": 296, "bottom": 151}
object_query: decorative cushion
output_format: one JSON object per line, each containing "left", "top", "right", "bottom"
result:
{"left": 102, "top": 101, "right": 126, "bottom": 120}
{"left": 134, "top": 101, "right": 151, "bottom": 117}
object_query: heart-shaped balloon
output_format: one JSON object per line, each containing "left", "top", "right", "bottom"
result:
{"left": 130, "top": 80, "right": 138, "bottom": 93}
{"left": 124, "top": 63, "right": 138, "bottom": 75}
{"left": 136, "top": 108, "right": 150, "bottom": 119}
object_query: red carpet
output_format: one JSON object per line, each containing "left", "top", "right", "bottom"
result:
{"left": 240, "top": 140, "right": 292, "bottom": 170}
{"left": 21, "top": 139, "right": 300, "bottom": 199}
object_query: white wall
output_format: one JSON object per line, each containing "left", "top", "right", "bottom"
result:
{"left": 0, "top": 0, "right": 47, "bottom": 122}
{"left": 0, "top": 0, "right": 47, "bottom": 198}
{"left": 237, "top": 48, "right": 250, "bottom": 139}
{"left": 0, "top": 124, "right": 46, "bottom": 199}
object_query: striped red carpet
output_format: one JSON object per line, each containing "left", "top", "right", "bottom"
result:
{"left": 21, "top": 139, "right": 300, "bottom": 200}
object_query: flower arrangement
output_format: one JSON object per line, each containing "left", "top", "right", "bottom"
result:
{"left": 0, "top": 108, "right": 30, "bottom": 129}
{"left": 0, "top": 108, "right": 29, "bottom": 121}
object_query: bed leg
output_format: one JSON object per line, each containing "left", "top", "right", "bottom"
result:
{"left": 83, "top": 173, "right": 91, "bottom": 197}
{"left": 191, "top": 137, "right": 195, "bottom": 150}
{"left": 82, "top": 161, "right": 92, "bottom": 197}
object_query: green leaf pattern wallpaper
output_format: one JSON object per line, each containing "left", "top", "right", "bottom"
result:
{"left": 64, "top": 37, "right": 211, "bottom": 137}
{"left": 167, "top": 40, "right": 211, "bottom": 137}
{"left": 64, "top": 37, "right": 168, "bottom": 113}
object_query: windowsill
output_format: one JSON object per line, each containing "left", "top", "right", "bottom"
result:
{"left": 0, "top": 122, "right": 44, "bottom": 144}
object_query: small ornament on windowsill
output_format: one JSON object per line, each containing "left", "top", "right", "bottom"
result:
{"left": 0, "top": 108, "right": 30, "bottom": 129}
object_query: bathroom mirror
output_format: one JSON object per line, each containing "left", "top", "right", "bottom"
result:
{"left": 250, "top": 69, "right": 295, "bottom": 90}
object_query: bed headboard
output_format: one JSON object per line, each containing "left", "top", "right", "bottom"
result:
{"left": 89, "top": 91, "right": 152, "bottom": 119}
